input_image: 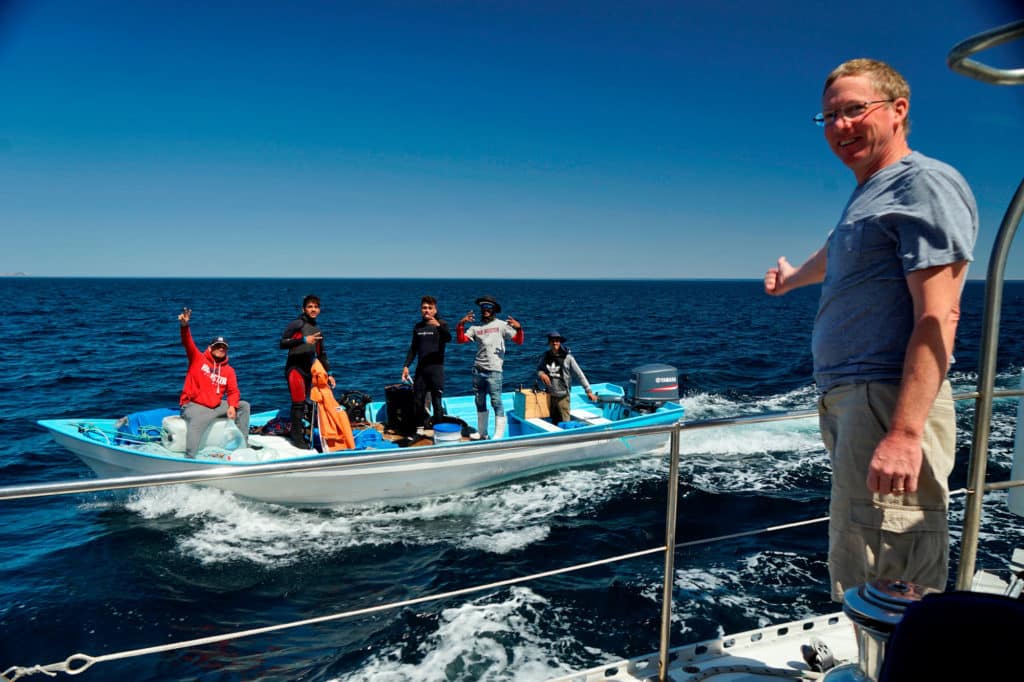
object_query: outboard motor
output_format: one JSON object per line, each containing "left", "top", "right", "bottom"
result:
{"left": 625, "top": 363, "right": 679, "bottom": 414}
{"left": 822, "top": 579, "right": 935, "bottom": 681}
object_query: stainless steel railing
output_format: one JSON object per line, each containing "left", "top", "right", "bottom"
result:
{"left": 948, "top": 20, "right": 1024, "bottom": 590}
{"left": 7, "top": 393, "right": 1024, "bottom": 681}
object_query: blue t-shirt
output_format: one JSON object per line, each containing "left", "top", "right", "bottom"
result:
{"left": 812, "top": 151, "right": 978, "bottom": 392}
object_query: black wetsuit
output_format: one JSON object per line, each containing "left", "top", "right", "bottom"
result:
{"left": 280, "top": 313, "right": 331, "bottom": 401}
{"left": 404, "top": 317, "right": 451, "bottom": 426}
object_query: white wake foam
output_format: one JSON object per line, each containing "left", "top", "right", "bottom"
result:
{"left": 121, "top": 375, "right": 1022, "bottom": 566}
{"left": 334, "top": 586, "right": 587, "bottom": 682}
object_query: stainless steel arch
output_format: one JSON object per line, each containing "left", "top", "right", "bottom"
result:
{"left": 949, "top": 20, "right": 1024, "bottom": 589}
{"left": 947, "top": 20, "right": 1024, "bottom": 85}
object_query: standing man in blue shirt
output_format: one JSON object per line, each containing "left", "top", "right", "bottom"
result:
{"left": 764, "top": 59, "right": 977, "bottom": 601}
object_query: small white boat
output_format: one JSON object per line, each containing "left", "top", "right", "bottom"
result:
{"left": 38, "top": 365, "right": 685, "bottom": 506}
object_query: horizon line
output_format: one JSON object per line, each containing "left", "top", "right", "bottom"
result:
{"left": 0, "top": 274, "right": 1002, "bottom": 283}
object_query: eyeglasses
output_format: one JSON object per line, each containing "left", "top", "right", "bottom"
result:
{"left": 479, "top": 303, "right": 495, "bottom": 311}
{"left": 813, "top": 99, "right": 894, "bottom": 127}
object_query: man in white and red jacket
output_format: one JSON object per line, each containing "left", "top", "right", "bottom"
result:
{"left": 178, "top": 307, "right": 250, "bottom": 457}
{"left": 456, "top": 295, "right": 524, "bottom": 440}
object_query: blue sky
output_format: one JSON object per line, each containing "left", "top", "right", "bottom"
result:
{"left": 2, "top": 1, "right": 1021, "bottom": 279}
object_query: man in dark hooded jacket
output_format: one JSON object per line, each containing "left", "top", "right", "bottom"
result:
{"left": 537, "top": 331, "right": 597, "bottom": 424}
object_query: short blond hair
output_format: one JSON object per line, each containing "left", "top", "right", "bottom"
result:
{"left": 824, "top": 58, "right": 911, "bottom": 134}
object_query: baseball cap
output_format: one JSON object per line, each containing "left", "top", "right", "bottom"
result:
{"left": 474, "top": 295, "right": 502, "bottom": 313}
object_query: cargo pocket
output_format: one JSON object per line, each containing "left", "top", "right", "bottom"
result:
{"left": 850, "top": 500, "right": 949, "bottom": 590}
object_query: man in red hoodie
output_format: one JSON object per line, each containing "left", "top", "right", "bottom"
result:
{"left": 178, "top": 308, "right": 250, "bottom": 458}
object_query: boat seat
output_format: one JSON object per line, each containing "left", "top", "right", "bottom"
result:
{"left": 570, "top": 408, "right": 612, "bottom": 425}
{"left": 525, "top": 417, "right": 562, "bottom": 432}
{"left": 877, "top": 590, "right": 1024, "bottom": 681}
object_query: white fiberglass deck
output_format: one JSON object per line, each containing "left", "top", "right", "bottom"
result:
{"left": 548, "top": 611, "right": 856, "bottom": 682}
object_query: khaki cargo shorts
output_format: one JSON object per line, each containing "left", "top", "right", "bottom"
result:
{"left": 818, "top": 380, "right": 955, "bottom": 602}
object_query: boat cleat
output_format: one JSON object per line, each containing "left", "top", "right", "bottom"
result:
{"left": 801, "top": 636, "right": 835, "bottom": 672}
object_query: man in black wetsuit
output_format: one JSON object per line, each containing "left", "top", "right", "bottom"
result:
{"left": 280, "top": 294, "right": 335, "bottom": 448}
{"left": 401, "top": 295, "right": 451, "bottom": 429}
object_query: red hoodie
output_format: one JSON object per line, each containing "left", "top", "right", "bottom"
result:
{"left": 179, "top": 326, "right": 241, "bottom": 409}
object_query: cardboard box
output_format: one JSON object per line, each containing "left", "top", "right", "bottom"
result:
{"left": 514, "top": 389, "right": 550, "bottom": 419}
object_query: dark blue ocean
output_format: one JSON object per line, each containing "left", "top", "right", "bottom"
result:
{"left": 1, "top": 278, "right": 1022, "bottom": 681}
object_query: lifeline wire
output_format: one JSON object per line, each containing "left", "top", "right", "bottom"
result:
{"left": 2, "top": 515, "right": 832, "bottom": 680}
{"left": 3, "top": 489, "right": 980, "bottom": 679}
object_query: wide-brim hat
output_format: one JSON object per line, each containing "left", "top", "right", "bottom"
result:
{"left": 546, "top": 330, "right": 566, "bottom": 342}
{"left": 209, "top": 336, "right": 229, "bottom": 349}
{"left": 475, "top": 296, "right": 501, "bottom": 314}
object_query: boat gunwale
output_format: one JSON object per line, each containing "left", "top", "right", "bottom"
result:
{"left": 34, "top": 380, "right": 657, "bottom": 467}
{"left": 36, "top": 402, "right": 682, "bottom": 469}
{"left": 17, "top": 408, "right": 684, "bottom": 504}
{"left": 17, "top": 387, "right": 1024, "bottom": 503}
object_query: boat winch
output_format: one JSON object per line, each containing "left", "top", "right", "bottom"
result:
{"left": 822, "top": 579, "right": 936, "bottom": 681}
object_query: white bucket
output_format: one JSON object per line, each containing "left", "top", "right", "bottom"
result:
{"left": 161, "top": 415, "right": 243, "bottom": 453}
{"left": 433, "top": 422, "right": 461, "bottom": 445}
{"left": 161, "top": 416, "right": 188, "bottom": 452}
{"left": 200, "top": 419, "right": 244, "bottom": 451}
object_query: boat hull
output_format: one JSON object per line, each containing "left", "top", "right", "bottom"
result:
{"left": 40, "top": 384, "right": 682, "bottom": 506}
{"left": 215, "top": 431, "right": 666, "bottom": 505}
